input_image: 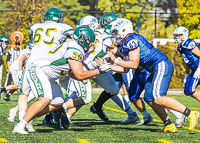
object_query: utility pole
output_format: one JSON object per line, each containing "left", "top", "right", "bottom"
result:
{"left": 154, "top": 10, "right": 157, "bottom": 38}
{"left": 96, "top": 0, "right": 98, "bottom": 20}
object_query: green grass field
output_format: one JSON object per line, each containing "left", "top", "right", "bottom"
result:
{"left": 0, "top": 92, "right": 200, "bottom": 143}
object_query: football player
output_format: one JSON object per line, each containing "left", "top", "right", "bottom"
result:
{"left": 62, "top": 15, "right": 140, "bottom": 124}
{"left": 96, "top": 18, "right": 199, "bottom": 132}
{"left": 1, "top": 41, "right": 32, "bottom": 100}
{"left": 7, "top": 41, "right": 36, "bottom": 132}
{"left": 88, "top": 13, "right": 153, "bottom": 124}
{"left": 0, "top": 35, "right": 8, "bottom": 90}
{"left": 12, "top": 26, "right": 111, "bottom": 134}
{"left": 172, "top": 26, "right": 200, "bottom": 127}
{"left": 16, "top": 7, "right": 74, "bottom": 131}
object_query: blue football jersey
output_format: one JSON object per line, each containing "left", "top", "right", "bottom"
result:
{"left": 122, "top": 33, "right": 168, "bottom": 72}
{"left": 177, "top": 39, "right": 199, "bottom": 72}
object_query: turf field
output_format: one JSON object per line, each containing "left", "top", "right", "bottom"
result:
{"left": 0, "top": 92, "right": 200, "bottom": 143}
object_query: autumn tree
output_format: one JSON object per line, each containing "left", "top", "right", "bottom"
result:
{"left": 177, "top": 0, "right": 200, "bottom": 39}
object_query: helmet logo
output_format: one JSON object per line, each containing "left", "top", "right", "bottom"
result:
{"left": 91, "top": 18, "right": 97, "bottom": 23}
{"left": 78, "top": 32, "right": 90, "bottom": 46}
{"left": 102, "top": 17, "right": 112, "bottom": 26}
{"left": 114, "top": 20, "right": 124, "bottom": 28}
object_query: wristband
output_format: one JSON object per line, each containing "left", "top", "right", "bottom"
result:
{"left": 96, "top": 69, "right": 100, "bottom": 74}
{"left": 114, "top": 58, "right": 119, "bottom": 64}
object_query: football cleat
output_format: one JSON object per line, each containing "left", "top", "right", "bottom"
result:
{"left": 163, "top": 123, "right": 177, "bottom": 133}
{"left": 188, "top": 111, "right": 199, "bottom": 131}
{"left": 25, "top": 121, "right": 36, "bottom": 132}
{"left": 90, "top": 104, "right": 108, "bottom": 121}
{"left": 42, "top": 113, "right": 59, "bottom": 127}
{"left": 7, "top": 108, "right": 18, "bottom": 122}
{"left": 136, "top": 115, "right": 153, "bottom": 125}
{"left": 52, "top": 111, "right": 61, "bottom": 126}
{"left": 56, "top": 107, "right": 69, "bottom": 129}
{"left": 175, "top": 114, "right": 187, "bottom": 128}
{"left": 3, "top": 95, "right": 11, "bottom": 101}
{"left": 120, "top": 113, "right": 139, "bottom": 124}
{"left": 13, "top": 122, "right": 28, "bottom": 134}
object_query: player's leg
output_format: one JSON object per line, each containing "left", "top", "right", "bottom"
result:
{"left": 165, "top": 107, "right": 186, "bottom": 128}
{"left": 13, "top": 66, "right": 63, "bottom": 134}
{"left": 7, "top": 91, "right": 36, "bottom": 122}
{"left": 152, "top": 60, "right": 198, "bottom": 131}
{"left": 122, "top": 70, "right": 152, "bottom": 125}
{"left": 91, "top": 72, "right": 119, "bottom": 109}
{"left": 0, "top": 65, "right": 3, "bottom": 89}
{"left": 0, "top": 72, "right": 10, "bottom": 95}
{"left": 66, "top": 106, "right": 82, "bottom": 121}
{"left": 122, "top": 84, "right": 130, "bottom": 103}
{"left": 2, "top": 73, "right": 13, "bottom": 101}
{"left": 184, "top": 72, "right": 200, "bottom": 101}
{"left": 63, "top": 78, "right": 92, "bottom": 109}
{"left": 91, "top": 72, "right": 119, "bottom": 121}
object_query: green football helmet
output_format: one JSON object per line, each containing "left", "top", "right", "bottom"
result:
{"left": 76, "top": 20, "right": 81, "bottom": 28}
{"left": 100, "top": 13, "right": 118, "bottom": 28}
{"left": 72, "top": 26, "right": 95, "bottom": 52}
{"left": 0, "top": 34, "right": 9, "bottom": 49}
{"left": 44, "top": 7, "right": 63, "bottom": 23}
{"left": 26, "top": 41, "right": 33, "bottom": 50}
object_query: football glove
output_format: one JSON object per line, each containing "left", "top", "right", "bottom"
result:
{"left": 193, "top": 68, "right": 200, "bottom": 79}
{"left": 183, "top": 74, "right": 188, "bottom": 84}
{"left": 97, "top": 63, "right": 111, "bottom": 74}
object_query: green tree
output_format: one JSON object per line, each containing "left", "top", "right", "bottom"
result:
{"left": 60, "top": 0, "right": 90, "bottom": 24}
{"left": 177, "top": 0, "right": 200, "bottom": 39}
{"left": 98, "top": 0, "right": 153, "bottom": 30}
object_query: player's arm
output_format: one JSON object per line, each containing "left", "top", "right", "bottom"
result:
{"left": 191, "top": 46, "right": 200, "bottom": 79}
{"left": 192, "top": 46, "right": 200, "bottom": 68}
{"left": 107, "top": 46, "right": 140, "bottom": 70}
{"left": 19, "top": 55, "right": 27, "bottom": 70}
{"left": 68, "top": 59, "right": 99, "bottom": 80}
{"left": 6, "top": 52, "right": 11, "bottom": 74}
{"left": 96, "top": 57, "right": 129, "bottom": 73}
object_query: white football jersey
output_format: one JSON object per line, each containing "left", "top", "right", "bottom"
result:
{"left": 27, "top": 22, "right": 74, "bottom": 68}
{"left": 32, "top": 40, "right": 85, "bottom": 81}
{"left": 83, "top": 30, "right": 114, "bottom": 70}
{"left": 9, "top": 48, "right": 31, "bottom": 71}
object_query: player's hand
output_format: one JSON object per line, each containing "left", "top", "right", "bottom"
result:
{"left": 97, "top": 63, "right": 111, "bottom": 74}
{"left": 193, "top": 68, "right": 200, "bottom": 79}
{"left": 107, "top": 51, "right": 115, "bottom": 62}
{"left": 95, "top": 57, "right": 107, "bottom": 67}
{"left": 183, "top": 74, "right": 188, "bottom": 84}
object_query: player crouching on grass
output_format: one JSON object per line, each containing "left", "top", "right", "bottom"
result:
{"left": 12, "top": 26, "right": 112, "bottom": 134}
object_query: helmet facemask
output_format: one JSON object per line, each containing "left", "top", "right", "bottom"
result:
{"left": 110, "top": 18, "right": 134, "bottom": 44}
{"left": 174, "top": 34, "right": 183, "bottom": 44}
{"left": 73, "top": 26, "right": 95, "bottom": 53}
{"left": 0, "top": 39, "right": 9, "bottom": 49}
{"left": 173, "top": 27, "right": 189, "bottom": 44}
{"left": 80, "top": 15, "right": 98, "bottom": 31}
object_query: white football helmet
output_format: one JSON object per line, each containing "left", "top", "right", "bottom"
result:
{"left": 173, "top": 26, "right": 189, "bottom": 44}
{"left": 109, "top": 18, "right": 134, "bottom": 43}
{"left": 80, "top": 15, "right": 98, "bottom": 31}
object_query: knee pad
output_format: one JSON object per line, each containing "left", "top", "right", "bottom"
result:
{"left": 73, "top": 98, "right": 85, "bottom": 107}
